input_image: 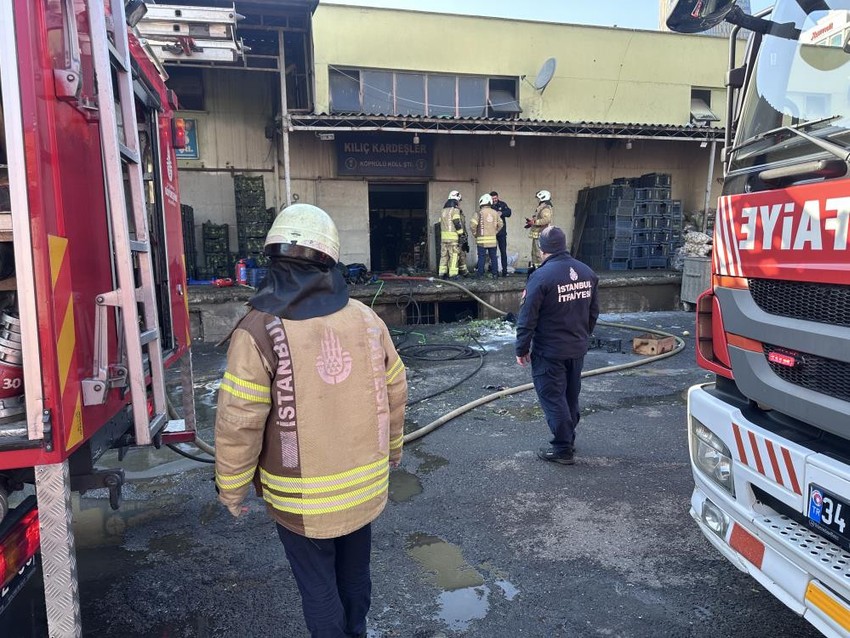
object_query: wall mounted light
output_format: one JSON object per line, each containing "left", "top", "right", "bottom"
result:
{"left": 509, "top": 136, "right": 516, "bottom": 147}
{"left": 625, "top": 139, "right": 633, "bottom": 150}
{"left": 700, "top": 141, "right": 708, "bottom": 148}
{"left": 413, "top": 133, "right": 420, "bottom": 145}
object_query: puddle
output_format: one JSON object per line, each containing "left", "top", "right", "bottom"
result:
{"left": 495, "top": 578, "right": 520, "bottom": 601}
{"left": 411, "top": 447, "right": 449, "bottom": 474}
{"left": 406, "top": 533, "right": 491, "bottom": 631}
{"left": 388, "top": 469, "right": 422, "bottom": 503}
{"left": 73, "top": 493, "right": 186, "bottom": 549}
{"left": 437, "top": 586, "right": 490, "bottom": 631}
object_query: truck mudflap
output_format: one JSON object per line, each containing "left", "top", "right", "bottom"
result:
{"left": 689, "top": 385, "right": 850, "bottom": 638}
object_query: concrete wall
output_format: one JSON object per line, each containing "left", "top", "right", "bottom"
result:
{"left": 312, "top": 4, "right": 732, "bottom": 128}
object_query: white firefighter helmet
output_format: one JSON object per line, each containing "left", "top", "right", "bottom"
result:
{"left": 0, "top": 361, "right": 22, "bottom": 400}
{"left": 536, "top": 189, "right": 551, "bottom": 203}
{"left": 264, "top": 203, "right": 340, "bottom": 266}
{"left": 478, "top": 193, "right": 493, "bottom": 207}
{"left": 448, "top": 190, "right": 462, "bottom": 202}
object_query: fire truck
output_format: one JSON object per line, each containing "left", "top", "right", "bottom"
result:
{"left": 0, "top": 0, "right": 203, "bottom": 634}
{"left": 667, "top": 1, "right": 850, "bottom": 635}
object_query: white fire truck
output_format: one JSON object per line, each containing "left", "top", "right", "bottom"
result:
{"left": 667, "top": 1, "right": 850, "bottom": 636}
{"left": 0, "top": 1, "right": 244, "bottom": 635}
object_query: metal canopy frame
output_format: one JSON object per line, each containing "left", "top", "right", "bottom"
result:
{"left": 288, "top": 113, "right": 725, "bottom": 142}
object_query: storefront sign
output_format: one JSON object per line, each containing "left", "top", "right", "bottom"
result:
{"left": 175, "top": 118, "right": 200, "bottom": 160}
{"left": 336, "top": 133, "right": 433, "bottom": 177}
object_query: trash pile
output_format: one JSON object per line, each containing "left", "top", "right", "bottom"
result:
{"left": 671, "top": 230, "right": 712, "bottom": 270}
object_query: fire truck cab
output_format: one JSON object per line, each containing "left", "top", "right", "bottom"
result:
{"left": 668, "top": 1, "right": 850, "bottom": 636}
{"left": 0, "top": 0, "right": 200, "bottom": 633}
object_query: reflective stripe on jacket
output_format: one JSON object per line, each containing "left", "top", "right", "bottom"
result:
{"left": 214, "top": 299, "right": 407, "bottom": 538}
{"left": 529, "top": 203, "right": 553, "bottom": 239}
{"left": 471, "top": 205, "right": 503, "bottom": 248}
{"left": 440, "top": 206, "right": 463, "bottom": 242}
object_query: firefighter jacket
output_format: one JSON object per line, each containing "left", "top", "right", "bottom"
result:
{"left": 529, "top": 202, "right": 554, "bottom": 239}
{"left": 440, "top": 205, "right": 464, "bottom": 243}
{"left": 471, "top": 205, "right": 503, "bottom": 248}
{"left": 515, "top": 251, "right": 599, "bottom": 360}
{"left": 214, "top": 300, "right": 408, "bottom": 539}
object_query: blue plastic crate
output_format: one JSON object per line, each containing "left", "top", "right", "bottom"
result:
{"left": 246, "top": 267, "right": 268, "bottom": 288}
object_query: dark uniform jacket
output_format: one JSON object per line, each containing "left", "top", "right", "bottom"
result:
{"left": 515, "top": 251, "right": 599, "bottom": 360}
{"left": 493, "top": 200, "right": 512, "bottom": 237}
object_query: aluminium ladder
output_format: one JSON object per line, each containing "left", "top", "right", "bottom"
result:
{"left": 87, "top": 0, "right": 167, "bottom": 446}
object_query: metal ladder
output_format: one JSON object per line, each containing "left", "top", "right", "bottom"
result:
{"left": 85, "top": 0, "right": 167, "bottom": 446}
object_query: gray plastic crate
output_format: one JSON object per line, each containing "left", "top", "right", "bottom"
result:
{"left": 681, "top": 256, "right": 712, "bottom": 306}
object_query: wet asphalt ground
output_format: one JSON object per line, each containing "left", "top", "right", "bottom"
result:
{"left": 2, "top": 311, "right": 822, "bottom": 638}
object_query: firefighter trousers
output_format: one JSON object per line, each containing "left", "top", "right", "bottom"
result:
{"left": 439, "top": 242, "right": 460, "bottom": 277}
{"left": 530, "top": 353, "right": 584, "bottom": 452}
{"left": 277, "top": 522, "right": 372, "bottom": 638}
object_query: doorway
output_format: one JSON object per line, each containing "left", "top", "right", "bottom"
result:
{"left": 368, "top": 183, "right": 428, "bottom": 273}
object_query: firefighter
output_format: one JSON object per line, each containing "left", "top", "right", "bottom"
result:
{"left": 214, "top": 203, "right": 407, "bottom": 638}
{"left": 471, "top": 194, "right": 504, "bottom": 278}
{"left": 438, "top": 190, "right": 464, "bottom": 279}
{"left": 525, "top": 189, "right": 554, "bottom": 268}
{"left": 515, "top": 226, "right": 598, "bottom": 465}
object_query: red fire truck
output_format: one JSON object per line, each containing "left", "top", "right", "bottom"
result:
{"left": 668, "top": 1, "right": 850, "bottom": 635}
{"left": 0, "top": 0, "right": 198, "bottom": 633}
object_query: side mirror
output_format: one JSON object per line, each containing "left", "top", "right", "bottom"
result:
{"left": 666, "top": 0, "right": 737, "bottom": 34}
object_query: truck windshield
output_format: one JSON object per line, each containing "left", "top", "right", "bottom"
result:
{"left": 731, "top": 0, "right": 850, "bottom": 170}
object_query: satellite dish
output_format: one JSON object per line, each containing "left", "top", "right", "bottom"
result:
{"left": 533, "top": 58, "right": 557, "bottom": 91}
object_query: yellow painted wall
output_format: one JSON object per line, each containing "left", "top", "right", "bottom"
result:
{"left": 312, "top": 5, "right": 732, "bottom": 127}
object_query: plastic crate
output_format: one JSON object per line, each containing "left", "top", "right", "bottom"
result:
{"left": 246, "top": 267, "right": 268, "bottom": 288}
{"left": 631, "top": 256, "right": 669, "bottom": 269}
{"left": 202, "top": 221, "right": 229, "bottom": 240}
{"left": 638, "top": 173, "right": 672, "bottom": 188}
{"left": 651, "top": 216, "right": 672, "bottom": 229}
{"left": 607, "top": 259, "right": 630, "bottom": 270}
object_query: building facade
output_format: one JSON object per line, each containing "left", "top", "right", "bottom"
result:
{"left": 168, "top": 2, "right": 734, "bottom": 273}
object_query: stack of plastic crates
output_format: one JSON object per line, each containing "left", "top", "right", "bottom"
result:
{"left": 576, "top": 181, "right": 636, "bottom": 271}
{"left": 201, "top": 221, "right": 231, "bottom": 279}
{"left": 234, "top": 176, "right": 274, "bottom": 268}
{"left": 631, "top": 173, "right": 682, "bottom": 269}
{"left": 577, "top": 173, "right": 683, "bottom": 270}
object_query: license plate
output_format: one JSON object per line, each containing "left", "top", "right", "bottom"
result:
{"left": 808, "top": 485, "right": 850, "bottom": 550}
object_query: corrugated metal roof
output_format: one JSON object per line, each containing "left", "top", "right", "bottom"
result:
{"left": 288, "top": 112, "right": 724, "bottom": 141}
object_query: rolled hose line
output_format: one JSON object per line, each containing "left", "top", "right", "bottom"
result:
{"left": 183, "top": 275, "right": 686, "bottom": 455}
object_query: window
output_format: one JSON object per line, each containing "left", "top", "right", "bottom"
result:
{"left": 690, "top": 88, "right": 719, "bottom": 125}
{"left": 396, "top": 73, "right": 426, "bottom": 116}
{"left": 329, "top": 69, "right": 361, "bottom": 113}
{"left": 488, "top": 78, "right": 521, "bottom": 117}
{"left": 458, "top": 77, "right": 486, "bottom": 118}
{"left": 166, "top": 67, "right": 205, "bottom": 111}
{"left": 328, "top": 68, "right": 520, "bottom": 118}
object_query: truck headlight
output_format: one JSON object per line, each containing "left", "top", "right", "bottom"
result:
{"left": 691, "top": 418, "right": 735, "bottom": 496}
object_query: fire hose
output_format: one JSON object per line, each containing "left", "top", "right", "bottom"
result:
{"left": 175, "top": 276, "right": 685, "bottom": 459}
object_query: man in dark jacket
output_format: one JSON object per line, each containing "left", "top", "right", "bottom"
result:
{"left": 515, "top": 226, "right": 599, "bottom": 465}
{"left": 490, "top": 191, "right": 512, "bottom": 277}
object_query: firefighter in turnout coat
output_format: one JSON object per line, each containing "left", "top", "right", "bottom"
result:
{"left": 526, "top": 189, "right": 554, "bottom": 268}
{"left": 438, "top": 190, "right": 464, "bottom": 279}
{"left": 471, "top": 194, "right": 504, "bottom": 278}
{"left": 215, "top": 204, "right": 407, "bottom": 638}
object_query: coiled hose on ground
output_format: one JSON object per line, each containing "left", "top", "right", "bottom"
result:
{"left": 178, "top": 276, "right": 685, "bottom": 458}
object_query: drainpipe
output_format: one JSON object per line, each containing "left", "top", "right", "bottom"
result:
{"left": 702, "top": 140, "right": 717, "bottom": 234}
{"left": 278, "top": 29, "right": 293, "bottom": 207}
